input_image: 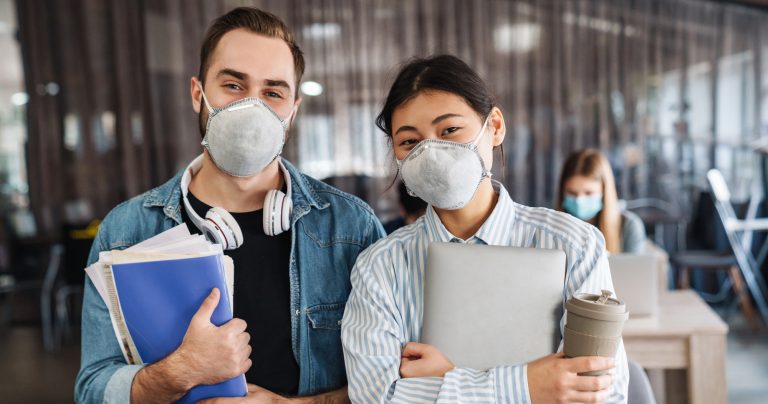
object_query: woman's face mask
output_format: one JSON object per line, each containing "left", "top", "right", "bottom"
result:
{"left": 563, "top": 194, "right": 604, "bottom": 221}
{"left": 396, "top": 115, "right": 492, "bottom": 210}
{"left": 198, "top": 82, "right": 292, "bottom": 177}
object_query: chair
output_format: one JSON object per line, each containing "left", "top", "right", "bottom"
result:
{"left": 671, "top": 189, "right": 760, "bottom": 329}
{"left": 622, "top": 198, "right": 687, "bottom": 255}
{"left": 705, "top": 169, "right": 768, "bottom": 326}
{"left": 41, "top": 244, "right": 64, "bottom": 351}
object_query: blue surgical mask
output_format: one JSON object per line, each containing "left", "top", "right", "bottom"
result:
{"left": 563, "top": 195, "right": 603, "bottom": 221}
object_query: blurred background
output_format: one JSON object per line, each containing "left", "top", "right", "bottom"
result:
{"left": 1, "top": 0, "right": 767, "bottom": 402}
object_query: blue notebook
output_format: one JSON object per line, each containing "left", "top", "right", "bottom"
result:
{"left": 111, "top": 253, "right": 247, "bottom": 403}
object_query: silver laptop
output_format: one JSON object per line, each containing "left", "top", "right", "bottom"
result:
{"left": 608, "top": 254, "right": 658, "bottom": 318}
{"left": 422, "top": 243, "right": 566, "bottom": 370}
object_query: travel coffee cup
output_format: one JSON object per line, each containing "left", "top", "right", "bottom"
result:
{"left": 564, "top": 289, "right": 629, "bottom": 376}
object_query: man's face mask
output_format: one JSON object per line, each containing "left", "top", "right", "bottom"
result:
{"left": 396, "top": 115, "right": 492, "bottom": 210}
{"left": 198, "top": 81, "right": 292, "bottom": 177}
{"left": 562, "top": 194, "right": 604, "bottom": 221}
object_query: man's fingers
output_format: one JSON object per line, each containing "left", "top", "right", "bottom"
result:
{"left": 240, "top": 343, "right": 253, "bottom": 359}
{"left": 197, "top": 398, "right": 238, "bottom": 404}
{"left": 566, "top": 356, "right": 615, "bottom": 373}
{"left": 191, "top": 288, "right": 220, "bottom": 325}
{"left": 240, "top": 358, "right": 253, "bottom": 374}
{"left": 236, "top": 331, "right": 251, "bottom": 348}
{"left": 221, "top": 318, "right": 248, "bottom": 333}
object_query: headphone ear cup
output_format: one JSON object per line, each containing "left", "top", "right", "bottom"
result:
{"left": 263, "top": 189, "right": 280, "bottom": 236}
{"left": 206, "top": 207, "right": 243, "bottom": 249}
{"left": 280, "top": 196, "right": 292, "bottom": 233}
{"left": 263, "top": 189, "right": 292, "bottom": 236}
{"left": 199, "top": 220, "right": 226, "bottom": 246}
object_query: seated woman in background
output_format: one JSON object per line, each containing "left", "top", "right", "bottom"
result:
{"left": 557, "top": 149, "right": 646, "bottom": 254}
{"left": 558, "top": 149, "right": 657, "bottom": 404}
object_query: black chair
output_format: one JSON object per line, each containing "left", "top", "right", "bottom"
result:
{"left": 671, "top": 190, "right": 759, "bottom": 330}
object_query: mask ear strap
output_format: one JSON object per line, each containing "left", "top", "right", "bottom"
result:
{"left": 471, "top": 113, "right": 492, "bottom": 147}
{"left": 197, "top": 81, "right": 214, "bottom": 114}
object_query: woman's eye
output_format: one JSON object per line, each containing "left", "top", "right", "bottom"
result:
{"left": 400, "top": 139, "right": 418, "bottom": 147}
{"left": 441, "top": 127, "right": 461, "bottom": 136}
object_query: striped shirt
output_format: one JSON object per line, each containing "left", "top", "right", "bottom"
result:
{"left": 341, "top": 182, "right": 629, "bottom": 403}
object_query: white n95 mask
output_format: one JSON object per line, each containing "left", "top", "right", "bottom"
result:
{"left": 198, "top": 82, "right": 291, "bottom": 177}
{"left": 397, "top": 115, "right": 492, "bottom": 210}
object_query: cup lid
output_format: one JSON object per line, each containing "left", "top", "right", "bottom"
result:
{"left": 566, "top": 290, "right": 629, "bottom": 321}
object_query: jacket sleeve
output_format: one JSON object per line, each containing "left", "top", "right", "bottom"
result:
{"left": 74, "top": 225, "right": 144, "bottom": 404}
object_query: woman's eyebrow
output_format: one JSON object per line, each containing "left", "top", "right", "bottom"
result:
{"left": 395, "top": 113, "right": 465, "bottom": 135}
{"left": 394, "top": 125, "right": 418, "bottom": 135}
{"left": 431, "top": 113, "right": 463, "bottom": 125}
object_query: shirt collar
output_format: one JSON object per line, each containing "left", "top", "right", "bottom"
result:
{"left": 423, "top": 180, "right": 516, "bottom": 245}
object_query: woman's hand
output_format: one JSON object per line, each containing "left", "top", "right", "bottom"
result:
{"left": 527, "top": 352, "right": 615, "bottom": 404}
{"left": 399, "top": 342, "right": 455, "bottom": 378}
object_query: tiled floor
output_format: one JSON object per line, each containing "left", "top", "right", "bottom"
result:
{"left": 0, "top": 312, "right": 766, "bottom": 403}
{"left": 725, "top": 312, "right": 768, "bottom": 404}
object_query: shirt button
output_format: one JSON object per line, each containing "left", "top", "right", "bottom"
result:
{"left": 295, "top": 309, "right": 300, "bottom": 316}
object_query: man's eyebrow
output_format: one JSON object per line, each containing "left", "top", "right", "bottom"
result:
{"left": 264, "top": 79, "right": 291, "bottom": 90}
{"left": 215, "top": 68, "right": 249, "bottom": 81}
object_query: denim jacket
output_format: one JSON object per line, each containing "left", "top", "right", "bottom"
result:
{"left": 75, "top": 159, "right": 385, "bottom": 403}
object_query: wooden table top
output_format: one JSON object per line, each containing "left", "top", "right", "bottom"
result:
{"left": 623, "top": 290, "right": 729, "bottom": 337}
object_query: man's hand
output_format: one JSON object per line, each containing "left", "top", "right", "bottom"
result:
{"left": 199, "top": 384, "right": 351, "bottom": 404}
{"left": 174, "top": 287, "right": 252, "bottom": 385}
{"left": 199, "top": 384, "right": 287, "bottom": 403}
{"left": 399, "top": 342, "right": 455, "bottom": 378}
{"left": 130, "top": 288, "right": 252, "bottom": 403}
{"left": 527, "top": 352, "right": 615, "bottom": 404}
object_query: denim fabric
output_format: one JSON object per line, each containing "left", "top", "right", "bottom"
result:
{"left": 75, "top": 159, "right": 385, "bottom": 403}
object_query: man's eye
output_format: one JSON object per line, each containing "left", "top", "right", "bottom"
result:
{"left": 266, "top": 91, "right": 283, "bottom": 99}
{"left": 224, "top": 83, "right": 243, "bottom": 91}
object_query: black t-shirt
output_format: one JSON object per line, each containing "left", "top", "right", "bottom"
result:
{"left": 181, "top": 191, "right": 299, "bottom": 396}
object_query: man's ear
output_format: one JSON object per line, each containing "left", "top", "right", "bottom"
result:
{"left": 191, "top": 77, "right": 203, "bottom": 114}
{"left": 287, "top": 95, "right": 302, "bottom": 130}
{"left": 489, "top": 106, "right": 506, "bottom": 147}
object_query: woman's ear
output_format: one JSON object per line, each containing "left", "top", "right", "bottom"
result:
{"left": 489, "top": 106, "right": 506, "bottom": 147}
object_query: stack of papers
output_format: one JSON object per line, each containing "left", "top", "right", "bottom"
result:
{"left": 85, "top": 224, "right": 244, "bottom": 402}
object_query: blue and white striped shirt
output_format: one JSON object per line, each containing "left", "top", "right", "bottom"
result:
{"left": 341, "top": 182, "right": 629, "bottom": 403}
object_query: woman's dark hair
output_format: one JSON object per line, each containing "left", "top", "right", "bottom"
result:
{"left": 376, "top": 54, "right": 496, "bottom": 138}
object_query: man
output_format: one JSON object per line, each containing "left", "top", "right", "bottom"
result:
{"left": 76, "top": 7, "right": 384, "bottom": 403}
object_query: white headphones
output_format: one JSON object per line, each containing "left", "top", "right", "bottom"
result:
{"left": 181, "top": 154, "right": 293, "bottom": 249}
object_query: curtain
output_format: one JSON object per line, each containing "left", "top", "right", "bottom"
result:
{"left": 17, "top": 0, "right": 768, "bottom": 233}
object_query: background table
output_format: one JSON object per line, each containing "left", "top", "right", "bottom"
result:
{"left": 622, "top": 290, "right": 728, "bottom": 404}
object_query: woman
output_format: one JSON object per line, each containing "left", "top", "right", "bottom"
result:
{"left": 557, "top": 149, "right": 646, "bottom": 254}
{"left": 558, "top": 150, "right": 656, "bottom": 403}
{"left": 341, "top": 55, "right": 628, "bottom": 403}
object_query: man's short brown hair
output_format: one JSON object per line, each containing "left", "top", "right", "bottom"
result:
{"left": 199, "top": 7, "right": 305, "bottom": 97}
